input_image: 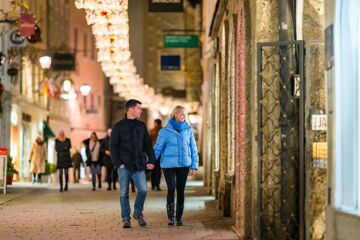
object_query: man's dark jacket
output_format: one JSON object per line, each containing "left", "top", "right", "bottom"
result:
{"left": 100, "top": 136, "right": 113, "bottom": 168}
{"left": 110, "top": 117, "right": 156, "bottom": 171}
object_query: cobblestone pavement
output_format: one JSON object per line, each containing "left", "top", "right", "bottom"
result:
{"left": 0, "top": 181, "right": 238, "bottom": 240}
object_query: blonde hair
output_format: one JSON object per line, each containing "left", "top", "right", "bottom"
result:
{"left": 170, "top": 105, "right": 186, "bottom": 118}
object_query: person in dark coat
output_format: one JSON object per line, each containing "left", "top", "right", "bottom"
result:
{"left": 72, "top": 149, "right": 83, "bottom": 183}
{"left": 149, "top": 119, "right": 162, "bottom": 191}
{"left": 100, "top": 128, "right": 118, "bottom": 190}
{"left": 110, "top": 99, "right": 156, "bottom": 229}
{"left": 55, "top": 130, "right": 73, "bottom": 192}
{"left": 83, "top": 132, "right": 102, "bottom": 191}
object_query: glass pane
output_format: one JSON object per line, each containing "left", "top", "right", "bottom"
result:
{"left": 335, "top": 0, "right": 360, "bottom": 211}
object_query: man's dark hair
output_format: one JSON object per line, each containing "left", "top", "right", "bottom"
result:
{"left": 154, "top": 119, "right": 162, "bottom": 126}
{"left": 125, "top": 99, "right": 142, "bottom": 111}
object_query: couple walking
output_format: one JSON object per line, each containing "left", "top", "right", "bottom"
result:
{"left": 110, "top": 99, "right": 199, "bottom": 228}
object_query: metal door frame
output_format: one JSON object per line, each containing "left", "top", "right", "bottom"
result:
{"left": 257, "top": 40, "right": 305, "bottom": 240}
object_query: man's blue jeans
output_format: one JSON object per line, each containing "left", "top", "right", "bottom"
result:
{"left": 118, "top": 167, "right": 148, "bottom": 221}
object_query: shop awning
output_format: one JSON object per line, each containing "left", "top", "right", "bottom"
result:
{"left": 43, "top": 121, "right": 56, "bottom": 139}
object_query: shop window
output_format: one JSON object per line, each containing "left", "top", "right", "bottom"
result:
{"left": 334, "top": 0, "right": 360, "bottom": 215}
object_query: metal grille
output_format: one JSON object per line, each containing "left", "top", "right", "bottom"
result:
{"left": 257, "top": 41, "right": 305, "bottom": 240}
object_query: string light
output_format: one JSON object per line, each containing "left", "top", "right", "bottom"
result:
{"left": 75, "top": 0, "right": 199, "bottom": 112}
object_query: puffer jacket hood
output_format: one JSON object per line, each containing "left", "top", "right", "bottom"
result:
{"left": 153, "top": 120, "right": 199, "bottom": 169}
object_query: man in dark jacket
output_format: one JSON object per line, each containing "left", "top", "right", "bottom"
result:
{"left": 110, "top": 99, "right": 156, "bottom": 229}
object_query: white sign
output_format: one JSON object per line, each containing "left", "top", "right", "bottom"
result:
{"left": 311, "top": 114, "right": 327, "bottom": 131}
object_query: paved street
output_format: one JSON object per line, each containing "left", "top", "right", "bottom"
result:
{"left": 0, "top": 181, "right": 238, "bottom": 240}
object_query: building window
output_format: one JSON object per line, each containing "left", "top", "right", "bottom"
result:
{"left": 334, "top": 0, "right": 360, "bottom": 215}
{"left": 83, "top": 32, "right": 88, "bottom": 57}
{"left": 74, "top": 28, "right": 78, "bottom": 51}
{"left": 91, "top": 37, "right": 96, "bottom": 60}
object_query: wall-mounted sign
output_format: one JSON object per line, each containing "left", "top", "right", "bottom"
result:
{"left": 164, "top": 34, "right": 199, "bottom": 48}
{"left": 51, "top": 53, "right": 75, "bottom": 71}
{"left": 312, "top": 142, "right": 327, "bottom": 169}
{"left": 311, "top": 114, "right": 327, "bottom": 131}
{"left": 18, "top": 13, "right": 35, "bottom": 37}
{"left": 161, "top": 55, "right": 180, "bottom": 71}
{"left": 149, "top": 0, "right": 183, "bottom": 12}
{"left": 27, "top": 25, "right": 41, "bottom": 44}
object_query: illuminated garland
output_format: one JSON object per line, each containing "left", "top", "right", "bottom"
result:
{"left": 75, "top": 0, "right": 199, "bottom": 114}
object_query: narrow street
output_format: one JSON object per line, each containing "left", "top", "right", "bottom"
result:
{"left": 0, "top": 180, "right": 238, "bottom": 240}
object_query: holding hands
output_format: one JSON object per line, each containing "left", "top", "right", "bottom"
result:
{"left": 147, "top": 164, "right": 155, "bottom": 170}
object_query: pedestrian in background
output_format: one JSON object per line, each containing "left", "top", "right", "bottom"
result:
{"left": 110, "top": 99, "right": 156, "bottom": 228}
{"left": 149, "top": 119, "right": 162, "bottom": 191}
{"left": 72, "top": 148, "right": 83, "bottom": 183}
{"left": 100, "top": 128, "right": 118, "bottom": 190}
{"left": 55, "top": 130, "right": 73, "bottom": 192}
{"left": 29, "top": 135, "right": 46, "bottom": 184}
{"left": 154, "top": 105, "right": 199, "bottom": 226}
{"left": 84, "top": 132, "right": 102, "bottom": 191}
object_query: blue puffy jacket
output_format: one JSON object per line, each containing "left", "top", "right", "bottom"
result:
{"left": 154, "top": 120, "right": 199, "bottom": 169}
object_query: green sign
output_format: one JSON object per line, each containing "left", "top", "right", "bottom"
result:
{"left": 164, "top": 35, "right": 199, "bottom": 48}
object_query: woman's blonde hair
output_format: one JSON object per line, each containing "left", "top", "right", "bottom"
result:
{"left": 170, "top": 105, "right": 186, "bottom": 118}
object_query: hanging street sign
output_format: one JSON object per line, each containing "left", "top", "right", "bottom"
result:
{"left": 161, "top": 55, "right": 180, "bottom": 70}
{"left": 51, "top": 53, "right": 75, "bottom": 71}
{"left": 149, "top": 0, "right": 184, "bottom": 12}
{"left": 18, "top": 13, "right": 36, "bottom": 37}
{"left": 164, "top": 34, "right": 199, "bottom": 48}
{"left": 9, "top": 30, "right": 27, "bottom": 47}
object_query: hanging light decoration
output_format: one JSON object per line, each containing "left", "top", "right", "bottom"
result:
{"left": 75, "top": 0, "right": 199, "bottom": 112}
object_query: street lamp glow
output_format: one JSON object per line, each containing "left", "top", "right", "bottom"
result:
{"left": 39, "top": 55, "right": 52, "bottom": 69}
{"left": 62, "top": 79, "right": 73, "bottom": 92}
{"left": 80, "top": 84, "right": 91, "bottom": 96}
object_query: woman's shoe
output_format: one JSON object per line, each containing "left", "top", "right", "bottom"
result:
{"left": 166, "top": 203, "right": 175, "bottom": 226}
{"left": 176, "top": 220, "right": 183, "bottom": 226}
{"left": 175, "top": 204, "right": 184, "bottom": 226}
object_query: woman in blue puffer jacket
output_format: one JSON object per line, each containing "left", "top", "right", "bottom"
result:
{"left": 154, "top": 105, "right": 199, "bottom": 226}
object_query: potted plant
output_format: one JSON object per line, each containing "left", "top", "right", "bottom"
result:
{"left": 7, "top": 156, "right": 18, "bottom": 185}
{"left": 44, "top": 161, "right": 57, "bottom": 184}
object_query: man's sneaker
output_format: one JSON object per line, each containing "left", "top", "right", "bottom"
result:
{"left": 133, "top": 213, "right": 147, "bottom": 227}
{"left": 122, "top": 219, "right": 131, "bottom": 228}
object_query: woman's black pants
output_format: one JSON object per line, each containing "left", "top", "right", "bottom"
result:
{"left": 59, "top": 168, "right": 69, "bottom": 187}
{"left": 162, "top": 167, "right": 189, "bottom": 205}
{"left": 106, "top": 166, "right": 118, "bottom": 188}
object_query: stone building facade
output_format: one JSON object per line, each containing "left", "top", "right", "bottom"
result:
{"left": 201, "top": 0, "right": 327, "bottom": 239}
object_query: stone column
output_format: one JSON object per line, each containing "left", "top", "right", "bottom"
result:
{"left": 303, "top": 1, "right": 326, "bottom": 239}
